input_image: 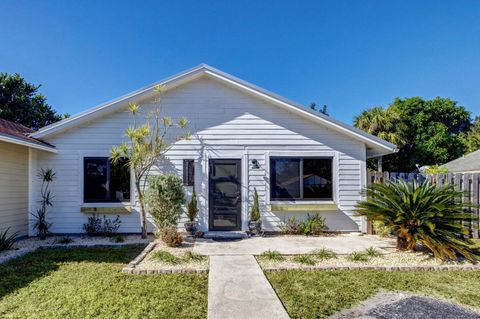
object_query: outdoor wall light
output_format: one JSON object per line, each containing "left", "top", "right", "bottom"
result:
{"left": 251, "top": 159, "right": 260, "bottom": 169}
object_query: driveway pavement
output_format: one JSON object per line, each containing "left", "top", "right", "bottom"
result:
{"left": 195, "top": 234, "right": 396, "bottom": 256}
{"left": 331, "top": 292, "right": 480, "bottom": 319}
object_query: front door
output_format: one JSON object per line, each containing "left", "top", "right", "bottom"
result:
{"left": 209, "top": 159, "right": 242, "bottom": 231}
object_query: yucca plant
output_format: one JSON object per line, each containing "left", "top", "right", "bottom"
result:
{"left": 356, "top": 180, "right": 480, "bottom": 262}
{"left": 31, "top": 168, "right": 55, "bottom": 240}
{"left": 0, "top": 228, "right": 18, "bottom": 252}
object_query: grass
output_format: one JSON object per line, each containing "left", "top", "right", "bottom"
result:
{"left": 347, "top": 251, "right": 370, "bottom": 262}
{"left": 184, "top": 251, "right": 206, "bottom": 262}
{"left": 365, "top": 247, "right": 381, "bottom": 258}
{"left": 266, "top": 269, "right": 480, "bottom": 319}
{"left": 260, "top": 250, "right": 285, "bottom": 261}
{"left": 152, "top": 250, "right": 182, "bottom": 264}
{"left": 312, "top": 248, "right": 337, "bottom": 260}
{"left": 292, "top": 255, "right": 316, "bottom": 265}
{"left": 0, "top": 245, "right": 207, "bottom": 319}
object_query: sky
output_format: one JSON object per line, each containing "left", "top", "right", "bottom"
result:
{"left": 1, "top": 0, "right": 479, "bottom": 124}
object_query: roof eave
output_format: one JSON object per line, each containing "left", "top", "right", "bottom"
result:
{"left": 0, "top": 134, "right": 57, "bottom": 153}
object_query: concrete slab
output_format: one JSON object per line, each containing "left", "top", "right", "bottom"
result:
{"left": 195, "top": 234, "right": 396, "bottom": 256}
{"left": 208, "top": 255, "right": 290, "bottom": 319}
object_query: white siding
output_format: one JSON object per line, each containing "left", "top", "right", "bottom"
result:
{"left": 0, "top": 141, "right": 29, "bottom": 237}
{"left": 33, "top": 76, "right": 365, "bottom": 234}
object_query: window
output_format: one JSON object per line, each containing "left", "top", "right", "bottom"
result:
{"left": 183, "top": 159, "right": 195, "bottom": 186}
{"left": 84, "top": 157, "right": 130, "bottom": 202}
{"left": 270, "top": 157, "right": 332, "bottom": 200}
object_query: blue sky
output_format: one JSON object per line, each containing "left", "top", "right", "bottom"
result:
{"left": 1, "top": 0, "right": 479, "bottom": 124}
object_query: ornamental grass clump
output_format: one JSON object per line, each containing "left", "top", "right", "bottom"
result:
{"left": 260, "top": 250, "right": 285, "bottom": 262}
{"left": 356, "top": 180, "right": 480, "bottom": 262}
{"left": 292, "top": 255, "right": 316, "bottom": 266}
{"left": 313, "top": 248, "right": 337, "bottom": 260}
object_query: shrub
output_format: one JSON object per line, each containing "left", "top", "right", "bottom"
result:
{"left": 187, "top": 190, "right": 199, "bottom": 222}
{"left": 54, "top": 236, "right": 73, "bottom": 244}
{"left": 298, "top": 214, "right": 328, "bottom": 236}
{"left": 250, "top": 188, "right": 261, "bottom": 221}
{"left": 292, "top": 255, "right": 316, "bottom": 265}
{"left": 83, "top": 214, "right": 121, "bottom": 236}
{"left": 281, "top": 216, "right": 300, "bottom": 235}
{"left": 313, "top": 248, "right": 337, "bottom": 260}
{"left": 184, "top": 251, "right": 206, "bottom": 262}
{"left": 365, "top": 247, "right": 381, "bottom": 258}
{"left": 146, "top": 174, "right": 185, "bottom": 229}
{"left": 0, "top": 228, "right": 18, "bottom": 252}
{"left": 347, "top": 252, "right": 370, "bottom": 262}
{"left": 159, "top": 226, "right": 183, "bottom": 247}
{"left": 356, "top": 180, "right": 480, "bottom": 262}
{"left": 111, "top": 235, "right": 125, "bottom": 243}
{"left": 260, "top": 250, "right": 285, "bottom": 261}
{"left": 31, "top": 168, "right": 55, "bottom": 240}
{"left": 372, "top": 220, "right": 392, "bottom": 237}
{"left": 152, "top": 250, "right": 181, "bottom": 264}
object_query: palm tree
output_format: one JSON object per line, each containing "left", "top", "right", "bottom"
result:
{"left": 354, "top": 107, "right": 404, "bottom": 171}
{"left": 356, "top": 180, "right": 480, "bottom": 262}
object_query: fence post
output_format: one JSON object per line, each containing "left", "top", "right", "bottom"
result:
{"left": 472, "top": 173, "right": 480, "bottom": 239}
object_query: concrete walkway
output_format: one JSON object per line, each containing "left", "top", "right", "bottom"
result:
{"left": 208, "top": 255, "right": 290, "bottom": 319}
{"left": 195, "top": 234, "right": 396, "bottom": 256}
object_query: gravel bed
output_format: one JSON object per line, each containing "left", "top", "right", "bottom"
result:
{"left": 0, "top": 234, "right": 152, "bottom": 264}
{"left": 257, "top": 251, "right": 479, "bottom": 271}
{"left": 134, "top": 238, "right": 209, "bottom": 273}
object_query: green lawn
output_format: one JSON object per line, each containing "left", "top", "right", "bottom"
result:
{"left": 0, "top": 245, "right": 208, "bottom": 319}
{"left": 267, "top": 269, "right": 480, "bottom": 319}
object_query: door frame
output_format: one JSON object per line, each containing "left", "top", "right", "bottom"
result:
{"left": 208, "top": 158, "right": 242, "bottom": 231}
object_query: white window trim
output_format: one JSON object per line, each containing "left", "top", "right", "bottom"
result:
{"left": 264, "top": 151, "right": 339, "bottom": 205}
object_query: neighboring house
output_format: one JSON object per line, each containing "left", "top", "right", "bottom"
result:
{"left": 441, "top": 150, "right": 480, "bottom": 173}
{"left": 0, "top": 118, "right": 56, "bottom": 237}
{"left": 26, "top": 64, "right": 396, "bottom": 235}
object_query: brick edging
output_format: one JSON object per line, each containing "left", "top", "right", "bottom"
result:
{"left": 263, "top": 265, "right": 480, "bottom": 272}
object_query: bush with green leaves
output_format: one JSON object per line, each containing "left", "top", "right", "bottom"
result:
{"left": 280, "top": 216, "right": 300, "bottom": 234}
{"left": 0, "top": 228, "right": 18, "bottom": 252}
{"left": 146, "top": 174, "right": 185, "bottom": 230}
{"left": 31, "top": 168, "right": 55, "bottom": 240}
{"left": 298, "top": 214, "right": 328, "bottom": 236}
{"left": 356, "top": 180, "right": 480, "bottom": 262}
{"left": 83, "top": 214, "right": 121, "bottom": 236}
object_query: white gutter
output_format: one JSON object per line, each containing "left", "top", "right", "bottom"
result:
{"left": 0, "top": 134, "right": 57, "bottom": 153}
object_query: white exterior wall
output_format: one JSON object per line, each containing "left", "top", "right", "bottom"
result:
{"left": 32, "top": 77, "right": 366, "bottom": 234}
{"left": 0, "top": 141, "right": 29, "bottom": 237}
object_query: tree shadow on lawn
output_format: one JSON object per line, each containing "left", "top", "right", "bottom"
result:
{"left": 0, "top": 244, "right": 145, "bottom": 299}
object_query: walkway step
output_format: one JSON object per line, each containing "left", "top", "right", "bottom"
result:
{"left": 204, "top": 231, "right": 248, "bottom": 240}
{"left": 208, "top": 255, "right": 290, "bottom": 319}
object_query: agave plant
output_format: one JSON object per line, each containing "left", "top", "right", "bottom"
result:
{"left": 356, "top": 180, "right": 480, "bottom": 262}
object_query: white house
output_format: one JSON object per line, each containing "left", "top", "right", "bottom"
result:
{"left": 24, "top": 64, "right": 396, "bottom": 235}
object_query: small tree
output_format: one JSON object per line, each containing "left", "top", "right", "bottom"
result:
{"left": 250, "top": 188, "right": 260, "bottom": 221}
{"left": 31, "top": 168, "right": 55, "bottom": 240}
{"left": 145, "top": 174, "right": 185, "bottom": 231}
{"left": 187, "top": 189, "right": 199, "bottom": 222}
{"left": 110, "top": 86, "right": 188, "bottom": 238}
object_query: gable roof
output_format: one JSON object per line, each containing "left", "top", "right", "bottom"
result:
{"left": 441, "top": 149, "right": 480, "bottom": 173}
{"left": 0, "top": 118, "right": 56, "bottom": 153}
{"left": 31, "top": 64, "right": 396, "bottom": 157}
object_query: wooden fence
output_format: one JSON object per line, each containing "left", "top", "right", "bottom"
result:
{"left": 366, "top": 172, "right": 480, "bottom": 238}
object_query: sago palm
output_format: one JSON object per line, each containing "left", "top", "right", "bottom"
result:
{"left": 356, "top": 180, "right": 480, "bottom": 262}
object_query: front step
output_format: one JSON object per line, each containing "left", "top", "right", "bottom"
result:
{"left": 204, "top": 231, "right": 248, "bottom": 240}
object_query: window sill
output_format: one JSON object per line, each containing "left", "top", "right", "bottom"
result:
{"left": 269, "top": 202, "right": 338, "bottom": 212}
{"left": 80, "top": 204, "right": 133, "bottom": 214}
